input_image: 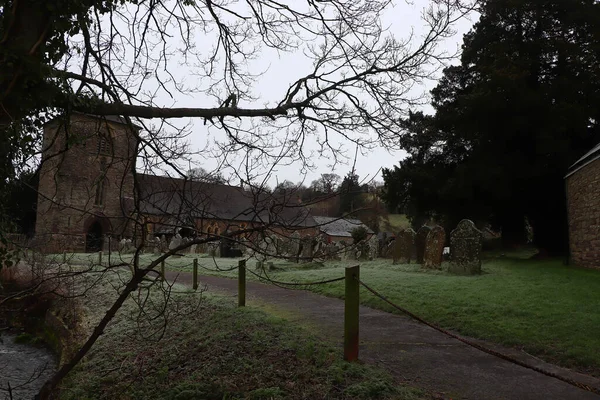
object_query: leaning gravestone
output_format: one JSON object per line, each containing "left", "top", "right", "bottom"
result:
{"left": 449, "top": 219, "right": 483, "bottom": 275}
{"left": 423, "top": 226, "right": 445, "bottom": 269}
{"left": 415, "top": 226, "right": 431, "bottom": 264}
{"left": 397, "top": 228, "right": 416, "bottom": 263}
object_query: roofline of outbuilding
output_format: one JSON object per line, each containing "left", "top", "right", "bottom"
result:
{"left": 565, "top": 142, "right": 600, "bottom": 179}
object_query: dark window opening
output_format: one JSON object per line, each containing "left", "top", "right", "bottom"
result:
{"left": 97, "top": 135, "right": 112, "bottom": 155}
{"left": 86, "top": 221, "right": 104, "bottom": 252}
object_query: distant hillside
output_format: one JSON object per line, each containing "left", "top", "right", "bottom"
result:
{"left": 380, "top": 214, "right": 411, "bottom": 233}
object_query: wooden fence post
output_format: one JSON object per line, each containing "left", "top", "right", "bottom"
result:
{"left": 344, "top": 265, "right": 360, "bottom": 362}
{"left": 62, "top": 251, "right": 67, "bottom": 263}
{"left": 98, "top": 251, "right": 103, "bottom": 266}
{"left": 193, "top": 258, "right": 198, "bottom": 290}
{"left": 160, "top": 260, "right": 165, "bottom": 281}
{"left": 238, "top": 260, "right": 246, "bottom": 307}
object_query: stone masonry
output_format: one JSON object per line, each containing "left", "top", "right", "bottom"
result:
{"left": 35, "top": 114, "right": 138, "bottom": 253}
{"left": 566, "top": 155, "right": 600, "bottom": 269}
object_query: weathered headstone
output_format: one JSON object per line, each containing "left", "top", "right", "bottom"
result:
{"left": 423, "top": 226, "right": 445, "bottom": 269}
{"left": 368, "top": 235, "right": 379, "bottom": 260}
{"left": 290, "top": 231, "right": 301, "bottom": 262}
{"left": 415, "top": 226, "right": 431, "bottom": 264}
{"left": 266, "top": 235, "right": 277, "bottom": 257}
{"left": 356, "top": 240, "right": 369, "bottom": 261}
{"left": 160, "top": 235, "right": 168, "bottom": 252}
{"left": 449, "top": 219, "right": 483, "bottom": 275}
{"left": 329, "top": 242, "right": 341, "bottom": 261}
{"left": 397, "top": 229, "right": 416, "bottom": 263}
{"left": 300, "top": 236, "right": 314, "bottom": 262}
{"left": 168, "top": 233, "right": 182, "bottom": 251}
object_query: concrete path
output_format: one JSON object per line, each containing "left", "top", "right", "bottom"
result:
{"left": 165, "top": 271, "right": 600, "bottom": 400}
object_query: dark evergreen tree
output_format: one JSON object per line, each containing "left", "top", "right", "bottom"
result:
{"left": 339, "top": 172, "right": 362, "bottom": 215}
{"left": 383, "top": 0, "right": 600, "bottom": 254}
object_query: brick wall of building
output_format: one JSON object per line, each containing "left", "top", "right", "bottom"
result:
{"left": 566, "top": 157, "right": 600, "bottom": 269}
{"left": 35, "top": 115, "right": 138, "bottom": 253}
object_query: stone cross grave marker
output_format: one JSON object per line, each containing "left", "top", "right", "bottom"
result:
{"left": 423, "top": 226, "right": 445, "bottom": 269}
{"left": 449, "top": 219, "right": 483, "bottom": 275}
{"left": 416, "top": 226, "right": 431, "bottom": 264}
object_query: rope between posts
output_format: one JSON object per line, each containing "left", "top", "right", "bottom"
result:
{"left": 198, "top": 263, "right": 239, "bottom": 272}
{"left": 356, "top": 277, "right": 600, "bottom": 396}
{"left": 246, "top": 267, "right": 345, "bottom": 288}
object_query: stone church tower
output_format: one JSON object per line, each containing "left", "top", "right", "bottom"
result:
{"left": 35, "top": 113, "right": 139, "bottom": 253}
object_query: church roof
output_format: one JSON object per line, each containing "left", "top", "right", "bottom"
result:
{"left": 137, "top": 174, "right": 315, "bottom": 228}
{"left": 565, "top": 142, "right": 600, "bottom": 178}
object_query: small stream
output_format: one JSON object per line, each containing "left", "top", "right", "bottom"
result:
{"left": 0, "top": 333, "right": 57, "bottom": 400}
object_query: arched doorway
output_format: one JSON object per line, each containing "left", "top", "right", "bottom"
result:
{"left": 85, "top": 221, "right": 104, "bottom": 252}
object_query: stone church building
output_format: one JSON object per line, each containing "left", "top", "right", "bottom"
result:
{"left": 565, "top": 142, "right": 600, "bottom": 269}
{"left": 35, "top": 113, "right": 316, "bottom": 253}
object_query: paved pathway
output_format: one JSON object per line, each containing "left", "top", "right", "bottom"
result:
{"left": 165, "top": 271, "right": 600, "bottom": 400}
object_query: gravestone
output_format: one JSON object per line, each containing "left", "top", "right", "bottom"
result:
{"left": 266, "top": 235, "right": 277, "bottom": 257}
{"left": 300, "top": 236, "right": 314, "bottom": 262}
{"left": 290, "top": 231, "right": 301, "bottom": 262}
{"left": 168, "top": 233, "right": 182, "bottom": 251}
{"left": 338, "top": 240, "right": 349, "bottom": 260}
{"left": 356, "top": 240, "right": 369, "bottom": 261}
{"left": 449, "top": 219, "right": 483, "bottom": 275}
{"left": 397, "top": 228, "right": 416, "bottom": 263}
{"left": 329, "top": 242, "right": 341, "bottom": 261}
{"left": 415, "top": 226, "right": 431, "bottom": 264}
{"left": 423, "top": 226, "right": 445, "bottom": 269}
{"left": 160, "top": 235, "right": 168, "bottom": 252}
{"left": 368, "top": 235, "right": 379, "bottom": 260}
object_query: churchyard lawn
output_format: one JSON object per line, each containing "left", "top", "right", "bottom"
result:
{"left": 131, "top": 250, "right": 600, "bottom": 376}
{"left": 56, "top": 267, "right": 423, "bottom": 400}
{"left": 57, "top": 250, "right": 600, "bottom": 376}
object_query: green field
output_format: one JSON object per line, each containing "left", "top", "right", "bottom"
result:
{"left": 380, "top": 214, "right": 411, "bottom": 233}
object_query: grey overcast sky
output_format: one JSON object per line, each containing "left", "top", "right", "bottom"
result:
{"left": 125, "top": 1, "right": 479, "bottom": 187}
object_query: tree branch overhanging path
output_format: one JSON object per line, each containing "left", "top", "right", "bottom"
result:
{"left": 0, "top": 0, "right": 476, "bottom": 149}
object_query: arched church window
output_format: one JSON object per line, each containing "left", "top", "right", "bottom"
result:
{"left": 97, "top": 134, "right": 112, "bottom": 155}
{"left": 95, "top": 157, "right": 108, "bottom": 206}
